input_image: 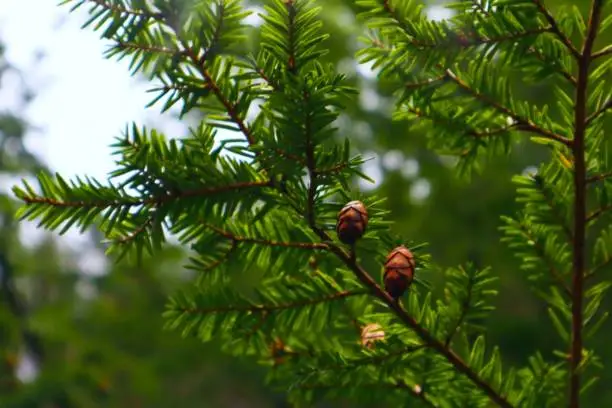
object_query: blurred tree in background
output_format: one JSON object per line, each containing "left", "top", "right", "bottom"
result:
{"left": 3, "top": 0, "right": 612, "bottom": 407}
{"left": 0, "top": 32, "right": 281, "bottom": 408}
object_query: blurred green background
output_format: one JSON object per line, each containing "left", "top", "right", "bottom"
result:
{"left": 1, "top": 0, "right": 611, "bottom": 406}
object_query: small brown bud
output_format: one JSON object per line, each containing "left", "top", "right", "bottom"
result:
{"left": 360, "top": 323, "right": 385, "bottom": 349}
{"left": 383, "top": 246, "right": 416, "bottom": 300}
{"left": 336, "top": 200, "right": 369, "bottom": 245}
{"left": 270, "top": 338, "right": 292, "bottom": 366}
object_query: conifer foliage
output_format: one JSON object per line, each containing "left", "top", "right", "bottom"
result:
{"left": 11, "top": 0, "right": 612, "bottom": 406}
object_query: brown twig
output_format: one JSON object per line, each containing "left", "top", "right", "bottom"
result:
{"left": 444, "top": 68, "right": 573, "bottom": 147}
{"left": 586, "top": 204, "right": 612, "bottom": 223}
{"left": 532, "top": 0, "right": 581, "bottom": 59}
{"left": 569, "top": 2, "right": 604, "bottom": 407}
{"left": 533, "top": 176, "right": 574, "bottom": 243}
{"left": 204, "top": 223, "right": 329, "bottom": 250}
{"left": 591, "top": 44, "right": 612, "bottom": 59}
{"left": 444, "top": 274, "right": 474, "bottom": 348}
{"left": 586, "top": 170, "right": 612, "bottom": 184}
{"left": 116, "top": 41, "right": 186, "bottom": 56}
{"left": 114, "top": 216, "right": 155, "bottom": 244}
{"left": 470, "top": 0, "right": 576, "bottom": 85}
{"left": 529, "top": 47, "right": 578, "bottom": 86}
{"left": 314, "top": 162, "right": 351, "bottom": 176}
{"left": 201, "top": 240, "right": 237, "bottom": 272}
{"left": 585, "top": 99, "right": 612, "bottom": 127}
{"left": 382, "top": 0, "right": 550, "bottom": 50}
{"left": 405, "top": 75, "right": 447, "bottom": 89}
{"left": 89, "top": 0, "right": 163, "bottom": 20}
{"left": 176, "top": 289, "right": 369, "bottom": 315}
{"left": 585, "top": 256, "right": 612, "bottom": 280}
{"left": 515, "top": 221, "right": 572, "bottom": 297}
{"left": 21, "top": 180, "right": 272, "bottom": 209}
{"left": 372, "top": 39, "right": 572, "bottom": 147}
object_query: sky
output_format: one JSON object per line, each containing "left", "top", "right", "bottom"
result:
{"left": 0, "top": 0, "right": 194, "bottom": 259}
{"left": 0, "top": 0, "right": 188, "bottom": 181}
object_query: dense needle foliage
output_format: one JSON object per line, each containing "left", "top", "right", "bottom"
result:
{"left": 11, "top": 0, "right": 612, "bottom": 406}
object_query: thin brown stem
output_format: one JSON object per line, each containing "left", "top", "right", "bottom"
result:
{"left": 89, "top": 0, "right": 163, "bottom": 20}
{"left": 569, "top": 2, "right": 604, "bottom": 407}
{"left": 591, "top": 44, "right": 612, "bottom": 59}
{"left": 516, "top": 221, "right": 572, "bottom": 297}
{"left": 445, "top": 277, "right": 473, "bottom": 348}
{"left": 176, "top": 289, "right": 368, "bottom": 315}
{"left": 586, "top": 170, "right": 612, "bottom": 184}
{"left": 585, "top": 256, "right": 612, "bottom": 280}
{"left": 21, "top": 180, "right": 272, "bottom": 209}
{"left": 444, "top": 68, "right": 573, "bottom": 147}
{"left": 586, "top": 99, "right": 612, "bottom": 127}
{"left": 470, "top": 0, "right": 576, "bottom": 85}
{"left": 204, "top": 223, "right": 329, "bottom": 250}
{"left": 532, "top": 0, "right": 581, "bottom": 59}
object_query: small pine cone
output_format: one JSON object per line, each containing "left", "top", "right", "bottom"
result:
{"left": 336, "top": 200, "right": 369, "bottom": 245}
{"left": 270, "top": 338, "right": 291, "bottom": 366}
{"left": 383, "top": 246, "right": 416, "bottom": 300}
{"left": 360, "top": 323, "right": 385, "bottom": 349}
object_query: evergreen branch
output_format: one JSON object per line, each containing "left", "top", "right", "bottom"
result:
{"left": 204, "top": 223, "right": 329, "bottom": 249}
{"left": 465, "top": 0, "right": 576, "bottom": 85}
{"left": 586, "top": 171, "right": 612, "bottom": 184}
{"left": 586, "top": 204, "right": 611, "bottom": 223}
{"left": 197, "top": 2, "right": 226, "bottom": 66}
{"left": 285, "top": 0, "right": 298, "bottom": 72}
{"left": 444, "top": 68, "right": 572, "bottom": 146}
{"left": 463, "top": 2, "right": 576, "bottom": 86}
{"left": 531, "top": 0, "right": 581, "bottom": 59}
{"left": 381, "top": 0, "right": 550, "bottom": 49}
{"left": 407, "top": 106, "right": 521, "bottom": 140}
{"left": 314, "top": 162, "right": 350, "bottom": 176}
{"left": 115, "top": 41, "right": 186, "bottom": 57}
{"left": 456, "top": 27, "right": 552, "bottom": 47}
{"left": 585, "top": 256, "right": 612, "bottom": 280}
{"left": 271, "top": 147, "right": 306, "bottom": 166}
{"left": 404, "top": 75, "right": 447, "bottom": 90}
{"left": 20, "top": 180, "right": 272, "bottom": 209}
{"left": 312, "top": 344, "right": 425, "bottom": 374}
{"left": 254, "top": 64, "right": 282, "bottom": 91}
{"left": 146, "top": 5, "right": 258, "bottom": 147}
{"left": 530, "top": 48, "right": 578, "bottom": 86}
{"left": 533, "top": 176, "right": 574, "bottom": 242}
{"left": 310, "top": 235, "right": 513, "bottom": 408}
{"left": 202, "top": 240, "right": 237, "bottom": 272}
{"left": 304, "top": 91, "right": 319, "bottom": 231}
{"left": 187, "top": 51, "right": 256, "bottom": 145}
{"left": 591, "top": 44, "right": 612, "bottom": 59}
{"left": 569, "top": 1, "right": 605, "bottom": 406}
{"left": 297, "top": 380, "right": 436, "bottom": 408}
{"left": 515, "top": 221, "right": 572, "bottom": 297}
{"left": 114, "top": 215, "right": 155, "bottom": 244}
{"left": 373, "top": 39, "right": 572, "bottom": 146}
{"left": 89, "top": 0, "right": 163, "bottom": 20}
{"left": 175, "top": 289, "right": 369, "bottom": 315}
{"left": 444, "top": 277, "right": 473, "bottom": 348}
{"left": 470, "top": 0, "right": 489, "bottom": 15}
{"left": 472, "top": 124, "right": 522, "bottom": 138}
{"left": 585, "top": 99, "right": 612, "bottom": 127}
